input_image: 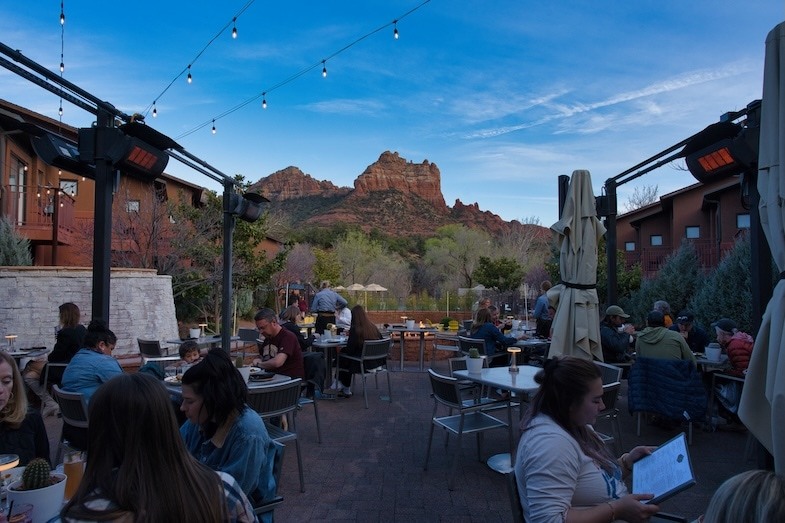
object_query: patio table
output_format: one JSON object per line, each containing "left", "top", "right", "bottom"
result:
{"left": 166, "top": 335, "right": 239, "bottom": 350}
{"left": 453, "top": 365, "right": 540, "bottom": 472}
{"left": 389, "top": 326, "right": 439, "bottom": 372}
{"left": 311, "top": 336, "right": 347, "bottom": 388}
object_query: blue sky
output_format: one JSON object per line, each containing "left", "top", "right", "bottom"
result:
{"left": 1, "top": 1, "right": 782, "bottom": 226}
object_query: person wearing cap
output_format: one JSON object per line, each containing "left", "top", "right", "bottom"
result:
{"left": 600, "top": 305, "right": 636, "bottom": 363}
{"left": 635, "top": 311, "right": 695, "bottom": 362}
{"left": 668, "top": 310, "right": 710, "bottom": 354}
{"left": 712, "top": 318, "right": 754, "bottom": 378}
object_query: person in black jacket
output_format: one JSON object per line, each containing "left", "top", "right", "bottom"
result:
{"left": 669, "top": 310, "right": 710, "bottom": 354}
{"left": 279, "top": 305, "right": 311, "bottom": 352}
{"left": 0, "top": 351, "right": 50, "bottom": 465}
{"left": 47, "top": 302, "right": 87, "bottom": 383}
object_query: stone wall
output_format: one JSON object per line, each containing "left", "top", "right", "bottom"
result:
{"left": 0, "top": 267, "right": 179, "bottom": 356}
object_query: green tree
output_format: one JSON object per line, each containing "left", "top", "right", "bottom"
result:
{"left": 473, "top": 256, "right": 524, "bottom": 293}
{"left": 424, "top": 225, "right": 490, "bottom": 288}
{"left": 0, "top": 216, "right": 32, "bottom": 266}
{"left": 312, "top": 248, "right": 341, "bottom": 285}
{"left": 333, "top": 230, "right": 385, "bottom": 285}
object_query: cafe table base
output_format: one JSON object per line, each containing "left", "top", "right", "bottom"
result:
{"left": 486, "top": 453, "right": 514, "bottom": 473}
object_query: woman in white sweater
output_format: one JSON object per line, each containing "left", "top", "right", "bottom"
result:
{"left": 515, "top": 357, "right": 660, "bottom": 523}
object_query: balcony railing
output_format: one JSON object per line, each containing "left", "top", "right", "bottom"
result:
{"left": 1, "top": 184, "right": 76, "bottom": 242}
{"left": 624, "top": 239, "right": 734, "bottom": 277}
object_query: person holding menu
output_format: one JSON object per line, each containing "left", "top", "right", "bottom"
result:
{"left": 515, "top": 357, "right": 661, "bottom": 523}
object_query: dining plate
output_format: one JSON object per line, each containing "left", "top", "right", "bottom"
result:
{"left": 248, "top": 367, "right": 263, "bottom": 374}
{"left": 249, "top": 371, "right": 275, "bottom": 382}
{"left": 164, "top": 376, "right": 182, "bottom": 384}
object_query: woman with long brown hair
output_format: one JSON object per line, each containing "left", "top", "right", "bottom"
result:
{"left": 0, "top": 351, "right": 50, "bottom": 465}
{"left": 62, "top": 373, "right": 256, "bottom": 522}
{"left": 515, "top": 357, "right": 660, "bottom": 523}
{"left": 334, "top": 305, "right": 382, "bottom": 397}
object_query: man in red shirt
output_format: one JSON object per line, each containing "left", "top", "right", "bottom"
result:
{"left": 252, "top": 308, "right": 305, "bottom": 380}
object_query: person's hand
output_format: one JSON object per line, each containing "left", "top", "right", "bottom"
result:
{"left": 623, "top": 324, "right": 636, "bottom": 335}
{"left": 627, "top": 445, "right": 656, "bottom": 464}
{"left": 252, "top": 358, "right": 262, "bottom": 367}
{"left": 680, "top": 330, "right": 688, "bottom": 339}
{"left": 613, "top": 494, "right": 660, "bottom": 523}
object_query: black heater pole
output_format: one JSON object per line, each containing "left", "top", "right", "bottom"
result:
{"left": 222, "top": 178, "right": 236, "bottom": 352}
{"left": 91, "top": 108, "right": 116, "bottom": 325}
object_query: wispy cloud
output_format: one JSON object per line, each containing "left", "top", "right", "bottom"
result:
{"left": 301, "top": 98, "right": 385, "bottom": 116}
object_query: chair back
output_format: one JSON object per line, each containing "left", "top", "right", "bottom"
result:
{"left": 462, "top": 320, "right": 473, "bottom": 331}
{"left": 601, "top": 382, "right": 621, "bottom": 412}
{"left": 433, "top": 333, "right": 459, "bottom": 352}
{"left": 362, "top": 338, "right": 392, "bottom": 360}
{"left": 457, "top": 335, "right": 485, "bottom": 356}
{"left": 595, "top": 361, "right": 623, "bottom": 385}
{"left": 238, "top": 328, "right": 259, "bottom": 343}
{"left": 303, "top": 351, "right": 326, "bottom": 392}
{"left": 427, "top": 369, "right": 464, "bottom": 410}
{"left": 448, "top": 355, "right": 487, "bottom": 377}
{"left": 52, "top": 385, "right": 89, "bottom": 429}
{"left": 505, "top": 469, "right": 525, "bottom": 523}
{"left": 137, "top": 338, "right": 164, "bottom": 358}
{"left": 628, "top": 357, "right": 707, "bottom": 420}
{"left": 247, "top": 378, "right": 303, "bottom": 419}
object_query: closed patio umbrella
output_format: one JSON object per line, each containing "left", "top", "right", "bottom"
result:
{"left": 739, "top": 21, "right": 785, "bottom": 473}
{"left": 547, "top": 170, "right": 606, "bottom": 360}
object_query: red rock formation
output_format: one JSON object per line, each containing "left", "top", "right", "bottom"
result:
{"left": 249, "top": 166, "right": 350, "bottom": 200}
{"left": 353, "top": 151, "right": 447, "bottom": 210}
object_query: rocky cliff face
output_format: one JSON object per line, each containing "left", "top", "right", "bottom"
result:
{"left": 252, "top": 151, "right": 533, "bottom": 237}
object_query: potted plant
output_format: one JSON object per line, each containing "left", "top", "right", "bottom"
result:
{"left": 235, "top": 355, "right": 251, "bottom": 383}
{"left": 466, "top": 348, "right": 484, "bottom": 374}
{"left": 7, "top": 458, "right": 67, "bottom": 523}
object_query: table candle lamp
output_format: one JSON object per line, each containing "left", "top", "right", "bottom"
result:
{"left": 0, "top": 454, "right": 19, "bottom": 472}
{"left": 508, "top": 347, "right": 521, "bottom": 373}
{"left": 199, "top": 323, "right": 208, "bottom": 337}
{"left": 4, "top": 335, "right": 17, "bottom": 351}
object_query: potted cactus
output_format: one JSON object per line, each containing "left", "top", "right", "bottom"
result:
{"left": 7, "top": 458, "right": 67, "bottom": 523}
{"left": 235, "top": 355, "right": 251, "bottom": 383}
{"left": 466, "top": 347, "right": 484, "bottom": 373}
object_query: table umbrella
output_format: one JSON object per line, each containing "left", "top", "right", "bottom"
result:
{"left": 546, "top": 170, "right": 606, "bottom": 360}
{"left": 739, "top": 21, "right": 785, "bottom": 474}
{"left": 363, "top": 283, "right": 387, "bottom": 308}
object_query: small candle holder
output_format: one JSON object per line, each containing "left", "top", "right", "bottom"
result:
{"left": 508, "top": 347, "right": 521, "bottom": 373}
{"left": 199, "top": 323, "right": 208, "bottom": 337}
{"left": 5, "top": 335, "right": 17, "bottom": 351}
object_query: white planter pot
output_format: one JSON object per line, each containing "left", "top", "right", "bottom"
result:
{"left": 8, "top": 472, "right": 67, "bottom": 523}
{"left": 189, "top": 328, "right": 201, "bottom": 339}
{"left": 237, "top": 366, "right": 251, "bottom": 384}
{"left": 466, "top": 357, "right": 483, "bottom": 374}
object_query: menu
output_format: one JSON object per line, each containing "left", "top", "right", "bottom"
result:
{"left": 632, "top": 432, "right": 695, "bottom": 504}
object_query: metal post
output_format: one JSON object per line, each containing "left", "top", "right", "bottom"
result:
{"left": 221, "top": 179, "right": 235, "bottom": 352}
{"left": 91, "top": 109, "right": 115, "bottom": 325}
{"left": 605, "top": 179, "right": 618, "bottom": 306}
{"left": 557, "top": 175, "right": 570, "bottom": 219}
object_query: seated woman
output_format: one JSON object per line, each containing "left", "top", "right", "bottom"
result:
{"left": 515, "top": 356, "right": 661, "bottom": 523}
{"left": 702, "top": 469, "right": 785, "bottom": 523}
{"left": 334, "top": 305, "right": 383, "bottom": 398}
{"left": 61, "top": 320, "right": 123, "bottom": 404}
{"left": 180, "top": 349, "right": 276, "bottom": 516}
{"left": 0, "top": 352, "right": 50, "bottom": 465}
{"left": 61, "top": 373, "right": 256, "bottom": 522}
{"left": 469, "top": 308, "right": 526, "bottom": 364}
{"left": 279, "top": 305, "right": 311, "bottom": 352}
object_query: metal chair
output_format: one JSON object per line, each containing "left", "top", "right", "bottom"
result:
{"left": 424, "top": 369, "right": 512, "bottom": 490}
{"left": 237, "top": 327, "right": 260, "bottom": 360}
{"left": 51, "top": 385, "right": 89, "bottom": 464}
{"left": 430, "top": 333, "right": 460, "bottom": 370}
{"left": 299, "top": 351, "right": 324, "bottom": 443}
{"left": 42, "top": 362, "right": 68, "bottom": 391}
{"left": 595, "top": 361, "right": 623, "bottom": 385}
{"left": 336, "top": 338, "right": 393, "bottom": 409}
{"left": 594, "top": 362, "right": 623, "bottom": 453}
{"left": 253, "top": 440, "right": 285, "bottom": 517}
{"left": 505, "top": 469, "right": 525, "bottom": 523}
{"left": 247, "top": 378, "right": 305, "bottom": 493}
{"left": 458, "top": 335, "right": 509, "bottom": 367}
{"left": 137, "top": 338, "right": 179, "bottom": 367}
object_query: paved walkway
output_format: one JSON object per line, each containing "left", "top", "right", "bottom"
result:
{"left": 45, "top": 362, "right": 757, "bottom": 522}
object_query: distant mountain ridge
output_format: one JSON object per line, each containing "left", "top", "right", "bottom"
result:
{"left": 249, "top": 151, "right": 545, "bottom": 238}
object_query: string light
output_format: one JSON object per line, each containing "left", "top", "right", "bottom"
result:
{"left": 174, "top": 0, "right": 432, "bottom": 140}
{"left": 187, "top": 65, "right": 193, "bottom": 84}
{"left": 58, "top": 0, "right": 65, "bottom": 120}
{"left": 211, "top": 119, "right": 216, "bottom": 134}
{"left": 59, "top": 1, "right": 65, "bottom": 25}
{"left": 393, "top": 20, "right": 399, "bottom": 39}
{"left": 152, "top": 101, "right": 157, "bottom": 118}
{"left": 58, "top": 103, "right": 63, "bottom": 116}
{"left": 232, "top": 17, "right": 238, "bottom": 39}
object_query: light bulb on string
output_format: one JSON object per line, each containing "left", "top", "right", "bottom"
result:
{"left": 58, "top": 103, "right": 63, "bottom": 116}
{"left": 81, "top": 176, "right": 85, "bottom": 181}
{"left": 262, "top": 93, "right": 267, "bottom": 109}
{"left": 232, "top": 18, "right": 238, "bottom": 39}
{"left": 322, "top": 60, "right": 327, "bottom": 78}
{"left": 152, "top": 102, "right": 158, "bottom": 118}
{"left": 187, "top": 65, "right": 192, "bottom": 84}
{"left": 393, "top": 20, "right": 399, "bottom": 39}
{"left": 211, "top": 119, "right": 216, "bottom": 134}
{"left": 60, "top": 61, "right": 64, "bottom": 73}
{"left": 60, "top": 4, "right": 65, "bottom": 26}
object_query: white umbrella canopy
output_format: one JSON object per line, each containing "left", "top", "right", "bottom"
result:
{"left": 345, "top": 283, "right": 365, "bottom": 291}
{"left": 739, "top": 21, "right": 785, "bottom": 473}
{"left": 547, "top": 170, "right": 606, "bottom": 360}
{"left": 364, "top": 283, "right": 387, "bottom": 292}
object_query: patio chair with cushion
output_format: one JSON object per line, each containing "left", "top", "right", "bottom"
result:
{"left": 336, "top": 338, "right": 393, "bottom": 409}
{"left": 247, "top": 378, "right": 305, "bottom": 493}
{"left": 424, "top": 369, "right": 512, "bottom": 490}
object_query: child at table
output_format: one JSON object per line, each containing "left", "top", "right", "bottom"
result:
{"left": 179, "top": 340, "right": 201, "bottom": 364}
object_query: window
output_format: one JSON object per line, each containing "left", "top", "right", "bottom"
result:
{"left": 625, "top": 242, "right": 636, "bottom": 251}
{"left": 650, "top": 235, "right": 663, "bottom": 246}
{"left": 737, "top": 214, "right": 750, "bottom": 229}
{"left": 685, "top": 226, "right": 700, "bottom": 239}
{"left": 126, "top": 200, "right": 140, "bottom": 212}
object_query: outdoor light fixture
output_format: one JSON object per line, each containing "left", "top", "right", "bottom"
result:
{"left": 684, "top": 102, "right": 760, "bottom": 183}
{"left": 227, "top": 191, "right": 268, "bottom": 223}
{"left": 31, "top": 131, "right": 95, "bottom": 179}
{"left": 78, "top": 121, "right": 174, "bottom": 179}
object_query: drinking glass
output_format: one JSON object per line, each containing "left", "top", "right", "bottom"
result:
{"left": 63, "top": 451, "right": 85, "bottom": 501}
